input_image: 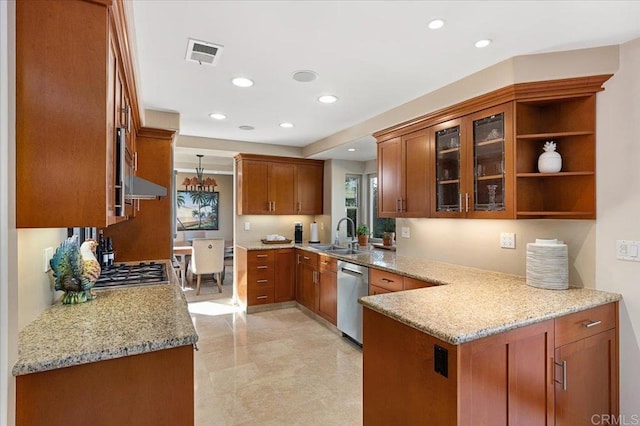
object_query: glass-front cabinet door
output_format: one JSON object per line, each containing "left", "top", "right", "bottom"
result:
{"left": 466, "top": 103, "right": 514, "bottom": 218}
{"left": 432, "top": 119, "right": 464, "bottom": 217}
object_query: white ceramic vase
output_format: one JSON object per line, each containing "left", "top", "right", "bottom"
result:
{"left": 538, "top": 150, "right": 562, "bottom": 173}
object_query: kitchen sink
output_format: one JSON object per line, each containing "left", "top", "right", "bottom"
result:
{"left": 310, "top": 244, "right": 370, "bottom": 255}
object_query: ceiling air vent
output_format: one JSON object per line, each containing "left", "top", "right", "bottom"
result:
{"left": 185, "top": 38, "right": 223, "bottom": 66}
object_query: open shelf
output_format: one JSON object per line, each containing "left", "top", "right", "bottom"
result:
{"left": 517, "top": 131, "right": 593, "bottom": 140}
{"left": 517, "top": 171, "right": 594, "bottom": 178}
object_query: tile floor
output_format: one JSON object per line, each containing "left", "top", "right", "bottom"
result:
{"left": 189, "top": 299, "right": 363, "bottom": 425}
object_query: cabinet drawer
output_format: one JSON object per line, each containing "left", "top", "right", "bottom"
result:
{"left": 319, "top": 255, "right": 337, "bottom": 272}
{"left": 248, "top": 250, "right": 274, "bottom": 266}
{"left": 403, "top": 277, "right": 435, "bottom": 290}
{"left": 247, "top": 271, "right": 274, "bottom": 288}
{"left": 297, "top": 250, "right": 318, "bottom": 267}
{"left": 369, "top": 284, "right": 392, "bottom": 296}
{"left": 247, "top": 286, "right": 275, "bottom": 306}
{"left": 555, "top": 302, "right": 616, "bottom": 348}
{"left": 370, "top": 268, "right": 404, "bottom": 292}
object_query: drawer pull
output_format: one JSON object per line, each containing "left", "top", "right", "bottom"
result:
{"left": 256, "top": 279, "right": 268, "bottom": 283}
{"left": 256, "top": 266, "right": 268, "bottom": 269}
{"left": 303, "top": 256, "right": 310, "bottom": 260}
{"left": 582, "top": 320, "right": 602, "bottom": 328}
{"left": 554, "top": 360, "right": 567, "bottom": 391}
{"left": 256, "top": 296, "right": 268, "bottom": 300}
{"left": 256, "top": 254, "right": 268, "bottom": 258}
{"left": 381, "top": 278, "right": 394, "bottom": 283}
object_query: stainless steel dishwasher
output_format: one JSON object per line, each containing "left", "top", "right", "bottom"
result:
{"left": 337, "top": 261, "right": 369, "bottom": 345}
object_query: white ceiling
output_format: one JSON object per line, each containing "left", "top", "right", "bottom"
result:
{"left": 131, "top": 1, "right": 640, "bottom": 162}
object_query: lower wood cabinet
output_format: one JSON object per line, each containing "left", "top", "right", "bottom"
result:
{"left": 237, "top": 247, "right": 295, "bottom": 307}
{"left": 369, "top": 268, "right": 434, "bottom": 294}
{"left": 317, "top": 254, "right": 337, "bottom": 325}
{"left": 363, "top": 302, "right": 619, "bottom": 425}
{"left": 16, "top": 345, "right": 194, "bottom": 426}
{"left": 554, "top": 303, "right": 618, "bottom": 425}
{"left": 296, "top": 250, "right": 319, "bottom": 312}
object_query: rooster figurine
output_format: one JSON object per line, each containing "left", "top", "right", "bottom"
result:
{"left": 49, "top": 235, "right": 101, "bottom": 304}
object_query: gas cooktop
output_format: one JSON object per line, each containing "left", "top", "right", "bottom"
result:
{"left": 93, "top": 262, "right": 169, "bottom": 289}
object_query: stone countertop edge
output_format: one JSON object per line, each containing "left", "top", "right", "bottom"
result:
{"left": 12, "top": 259, "right": 198, "bottom": 376}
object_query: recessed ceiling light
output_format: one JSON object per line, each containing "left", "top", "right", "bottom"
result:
{"left": 239, "top": 125, "right": 255, "bottom": 130}
{"left": 318, "top": 95, "right": 338, "bottom": 104}
{"left": 428, "top": 19, "right": 445, "bottom": 30}
{"left": 209, "top": 113, "right": 226, "bottom": 120}
{"left": 280, "top": 122, "right": 294, "bottom": 128}
{"left": 232, "top": 77, "right": 254, "bottom": 87}
{"left": 475, "top": 39, "right": 491, "bottom": 48}
{"left": 347, "top": 148, "right": 356, "bottom": 152}
{"left": 292, "top": 70, "right": 318, "bottom": 83}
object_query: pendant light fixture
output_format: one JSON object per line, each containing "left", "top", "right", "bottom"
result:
{"left": 182, "top": 154, "right": 217, "bottom": 192}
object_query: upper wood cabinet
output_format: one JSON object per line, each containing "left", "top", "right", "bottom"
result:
{"left": 377, "top": 129, "right": 430, "bottom": 218}
{"left": 374, "top": 75, "right": 612, "bottom": 220}
{"left": 16, "top": 0, "right": 140, "bottom": 228}
{"left": 236, "top": 154, "right": 324, "bottom": 215}
{"left": 431, "top": 103, "right": 514, "bottom": 219}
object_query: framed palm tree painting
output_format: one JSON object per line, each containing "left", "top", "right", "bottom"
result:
{"left": 176, "top": 190, "right": 219, "bottom": 231}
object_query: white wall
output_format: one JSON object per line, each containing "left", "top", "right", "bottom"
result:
{"left": 17, "top": 229, "right": 67, "bottom": 330}
{"left": 595, "top": 36, "right": 640, "bottom": 416}
{"left": 175, "top": 172, "right": 233, "bottom": 243}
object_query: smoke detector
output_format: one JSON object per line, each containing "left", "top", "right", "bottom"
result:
{"left": 185, "top": 38, "right": 223, "bottom": 66}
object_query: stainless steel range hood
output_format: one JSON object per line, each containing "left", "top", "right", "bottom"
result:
{"left": 128, "top": 176, "right": 167, "bottom": 200}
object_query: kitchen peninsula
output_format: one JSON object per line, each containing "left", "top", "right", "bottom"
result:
{"left": 238, "top": 242, "right": 621, "bottom": 424}
{"left": 12, "top": 260, "right": 197, "bottom": 426}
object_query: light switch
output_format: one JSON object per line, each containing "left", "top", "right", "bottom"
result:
{"left": 616, "top": 240, "right": 640, "bottom": 262}
{"left": 244, "top": 222, "right": 251, "bottom": 231}
{"left": 401, "top": 227, "right": 410, "bottom": 238}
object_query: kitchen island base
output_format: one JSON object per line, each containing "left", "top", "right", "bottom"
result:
{"left": 363, "top": 304, "right": 618, "bottom": 425}
{"left": 16, "top": 345, "right": 194, "bottom": 426}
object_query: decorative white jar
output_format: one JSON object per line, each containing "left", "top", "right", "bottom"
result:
{"left": 538, "top": 141, "right": 562, "bottom": 173}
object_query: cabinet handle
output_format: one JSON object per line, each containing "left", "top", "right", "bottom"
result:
{"left": 256, "top": 279, "right": 268, "bottom": 283}
{"left": 272, "top": 201, "right": 276, "bottom": 212}
{"left": 381, "top": 278, "right": 394, "bottom": 283}
{"left": 303, "top": 256, "right": 310, "bottom": 260}
{"left": 297, "top": 201, "right": 301, "bottom": 212}
{"left": 465, "top": 193, "right": 469, "bottom": 213}
{"left": 554, "top": 360, "right": 567, "bottom": 391}
{"left": 256, "top": 266, "right": 268, "bottom": 269}
{"left": 256, "top": 254, "right": 268, "bottom": 258}
{"left": 297, "top": 254, "right": 301, "bottom": 264}
{"left": 395, "top": 198, "right": 400, "bottom": 213}
{"left": 582, "top": 320, "right": 602, "bottom": 328}
{"left": 459, "top": 193, "right": 462, "bottom": 212}
{"left": 256, "top": 296, "right": 268, "bottom": 300}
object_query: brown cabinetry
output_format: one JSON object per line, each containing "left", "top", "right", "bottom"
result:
{"left": 296, "top": 250, "right": 319, "bottom": 312}
{"left": 369, "top": 268, "right": 434, "bottom": 294}
{"left": 377, "top": 130, "right": 430, "bottom": 218}
{"left": 274, "top": 249, "right": 296, "bottom": 302}
{"left": 17, "top": 0, "right": 117, "bottom": 227}
{"left": 237, "top": 247, "right": 296, "bottom": 308}
{"left": 431, "top": 103, "right": 514, "bottom": 219}
{"left": 374, "top": 75, "right": 611, "bottom": 220}
{"left": 363, "top": 301, "right": 619, "bottom": 425}
{"left": 554, "top": 303, "right": 618, "bottom": 425}
{"left": 317, "top": 255, "right": 337, "bottom": 325}
{"left": 236, "top": 154, "right": 324, "bottom": 215}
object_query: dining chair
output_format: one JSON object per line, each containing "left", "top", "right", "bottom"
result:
{"left": 190, "top": 238, "right": 225, "bottom": 295}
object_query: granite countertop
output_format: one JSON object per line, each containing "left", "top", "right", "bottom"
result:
{"left": 293, "top": 244, "right": 621, "bottom": 345}
{"left": 13, "top": 260, "right": 198, "bottom": 376}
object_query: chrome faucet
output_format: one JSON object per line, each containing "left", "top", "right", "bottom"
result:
{"left": 335, "top": 217, "right": 356, "bottom": 249}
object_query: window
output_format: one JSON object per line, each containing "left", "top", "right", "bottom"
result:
{"left": 345, "top": 174, "right": 360, "bottom": 237}
{"left": 369, "top": 174, "right": 395, "bottom": 238}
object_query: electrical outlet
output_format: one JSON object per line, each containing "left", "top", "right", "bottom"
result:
{"left": 616, "top": 240, "right": 640, "bottom": 262}
{"left": 44, "top": 247, "right": 54, "bottom": 272}
{"left": 320, "top": 221, "right": 324, "bottom": 231}
{"left": 500, "top": 232, "right": 516, "bottom": 249}
{"left": 244, "top": 222, "right": 251, "bottom": 231}
{"left": 401, "top": 227, "right": 410, "bottom": 238}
